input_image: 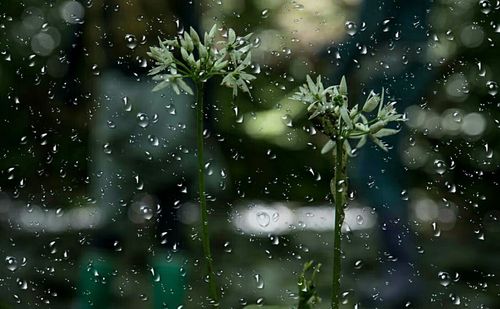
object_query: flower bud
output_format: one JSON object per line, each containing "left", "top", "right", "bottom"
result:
{"left": 189, "top": 27, "right": 200, "bottom": 44}
{"left": 355, "top": 122, "right": 368, "bottom": 132}
{"left": 339, "top": 75, "right": 347, "bottom": 95}
{"left": 362, "top": 92, "right": 380, "bottom": 113}
{"left": 198, "top": 43, "right": 208, "bottom": 58}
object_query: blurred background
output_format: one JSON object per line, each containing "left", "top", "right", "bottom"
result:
{"left": 0, "top": 0, "right": 499, "bottom": 308}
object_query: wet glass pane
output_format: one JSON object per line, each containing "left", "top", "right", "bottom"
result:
{"left": 0, "top": 0, "right": 498, "bottom": 308}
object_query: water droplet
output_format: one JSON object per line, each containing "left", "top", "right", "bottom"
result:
{"left": 252, "top": 63, "right": 261, "bottom": 74}
{"left": 148, "top": 135, "right": 159, "bottom": 146}
{"left": 91, "top": 64, "right": 100, "bottom": 76}
{"left": 345, "top": 21, "right": 358, "bottom": 36}
{"left": 433, "top": 159, "right": 447, "bottom": 175}
{"left": 282, "top": 114, "right": 293, "bottom": 127}
{"left": 223, "top": 242, "right": 232, "bottom": 253}
{"left": 5, "top": 256, "right": 18, "bottom": 272}
{"left": 432, "top": 221, "right": 441, "bottom": 237}
{"left": 438, "top": 271, "right": 451, "bottom": 286}
{"left": 254, "top": 274, "right": 264, "bottom": 289}
{"left": 122, "top": 96, "right": 132, "bottom": 111}
{"left": 135, "top": 175, "right": 144, "bottom": 190}
{"left": 354, "top": 260, "right": 363, "bottom": 269}
{"left": 113, "top": 240, "right": 122, "bottom": 252}
{"left": 449, "top": 293, "right": 461, "bottom": 305}
{"left": 140, "top": 205, "right": 153, "bottom": 220}
{"left": 400, "top": 190, "right": 408, "bottom": 201}
{"left": 486, "top": 80, "right": 498, "bottom": 96}
{"left": 256, "top": 211, "right": 270, "bottom": 228}
{"left": 137, "top": 113, "right": 149, "bottom": 128}
{"left": 16, "top": 278, "right": 28, "bottom": 290}
{"left": 103, "top": 143, "right": 112, "bottom": 154}
{"left": 261, "top": 9, "right": 269, "bottom": 18}
{"left": 356, "top": 215, "right": 364, "bottom": 225}
{"left": 479, "top": 0, "right": 492, "bottom": 14}
{"left": 293, "top": 2, "right": 304, "bottom": 10}
{"left": 125, "top": 34, "right": 137, "bottom": 49}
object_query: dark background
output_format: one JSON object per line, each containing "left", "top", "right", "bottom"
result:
{"left": 0, "top": 0, "right": 499, "bottom": 308}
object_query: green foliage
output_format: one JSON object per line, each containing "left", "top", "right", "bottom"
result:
{"left": 297, "top": 261, "right": 322, "bottom": 309}
{"left": 147, "top": 24, "right": 256, "bottom": 96}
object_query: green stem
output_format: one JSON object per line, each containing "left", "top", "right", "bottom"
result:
{"left": 195, "top": 81, "right": 219, "bottom": 304}
{"left": 331, "top": 138, "right": 347, "bottom": 309}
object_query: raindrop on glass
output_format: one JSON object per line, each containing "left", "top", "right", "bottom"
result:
{"left": 256, "top": 211, "right": 270, "bottom": 228}
{"left": 345, "top": 21, "right": 358, "bottom": 36}
{"left": 261, "top": 9, "right": 269, "bottom": 19}
{"left": 123, "top": 96, "right": 132, "bottom": 111}
{"left": 486, "top": 80, "right": 498, "bottom": 96}
{"left": 5, "top": 256, "right": 18, "bottom": 272}
{"left": 91, "top": 64, "right": 100, "bottom": 76}
{"left": 125, "top": 34, "right": 138, "bottom": 50}
{"left": 433, "top": 159, "right": 447, "bottom": 175}
{"left": 356, "top": 215, "right": 364, "bottom": 225}
{"left": 479, "top": 0, "right": 492, "bottom": 14}
{"left": 438, "top": 271, "right": 451, "bottom": 286}
{"left": 140, "top": 205, "right": 153, "bottom": 220}
{"left": 254, "top": 274, "right": 264, "bottom": 289}
{"left": 137, "top": 113, "right": 149, "bottom": 128}
{"left": 103, "top": 143, "right": 112, "bottom": 154}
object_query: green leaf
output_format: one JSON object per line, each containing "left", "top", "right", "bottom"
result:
{"left": 297, "top": 261, "right": 321, "bottom": 309}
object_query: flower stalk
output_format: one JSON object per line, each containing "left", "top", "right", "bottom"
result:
{"left": 331, "top": 136, "right": 346, "bottom": 309}
{"left": 148, "top": 24, "right": 257, "bottom": 305}
{"left": 195, "top": 81, "right": 218, "bottom": 303}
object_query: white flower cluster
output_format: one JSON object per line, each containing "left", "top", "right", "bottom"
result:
{"left": 291, "top": 75, "right": 406, "bottom": 154}
{"left": 147, "top": 24, "right": 256, "bottom": 96}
